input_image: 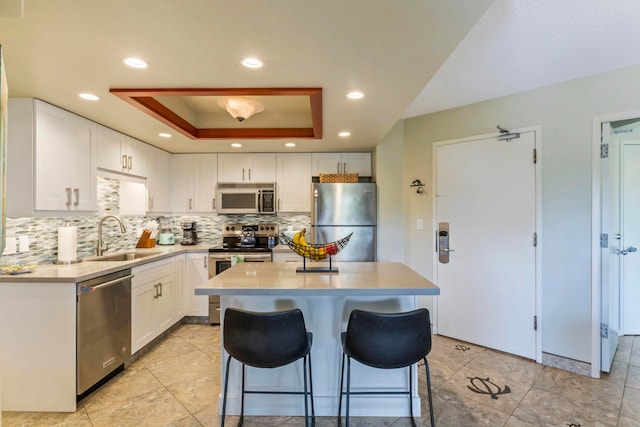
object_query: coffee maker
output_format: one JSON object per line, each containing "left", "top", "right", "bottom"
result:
{"left": 180, "top": 221, "right": 198, "bottom": 245}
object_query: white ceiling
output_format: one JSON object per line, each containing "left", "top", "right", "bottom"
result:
{"left": 1, "top": 1, "right": 639, "bottom": 153}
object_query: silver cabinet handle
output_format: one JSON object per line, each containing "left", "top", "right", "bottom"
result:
{"left": 189, "top": 198, "right": 192, "bottom": 211}
{"left": 242, "top": 168, "right": 245, "bottom": 181}
{"left": 74, "top": 188, "right": 80, "bottom": 207}
{"left": 203, "top": 256, "right": 207, "bottom": 268}
{"left": 158, "top": 282, "right": 163, "bottom": 297}
{"left": 128, "top": 155, "right": 132, "bottom": 171}
{"left": 153, "top": 284, "right": 159, "bottom": 299}
{"left": 337, "top": 162, "right": 340, "bottom": 173}
{"left": 122, "top": 154, "right": 127, "bottom": 171}
{"left": 212, "top": 198, "right": 215, "bottom": 211}
{"left": 248, "top": 168, "right": 252, "bottom": 181}
{"left": 66, "top": 187, "right": 72, "bottom": 207}
{"left": 278, "top": 198, "right": 281, "bottom": 211}
{"left": 343, "top": 162, "right": 347, "bottom": 173}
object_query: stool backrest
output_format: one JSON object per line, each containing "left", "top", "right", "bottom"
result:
{"left": 343, "top": 308, "right": 432, "bottom": 369}
{"left": 223, "top": 308, "right": 310, "bottom": 368}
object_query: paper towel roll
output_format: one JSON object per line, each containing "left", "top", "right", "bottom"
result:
{"left": 58, "top": 225, "right": 78, "bottom": 263}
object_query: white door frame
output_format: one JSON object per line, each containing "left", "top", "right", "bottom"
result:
{"left": 591, "top": 109, "right": 640, "bottom": 378}
{"left": 431, "top": 126, "right": 543, "bottom": 363}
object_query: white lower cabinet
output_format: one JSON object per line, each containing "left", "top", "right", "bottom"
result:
{"left": 131, "top": 258, "right": 179, "bottom": 354}
{"left": 184, "top": 253, "right": 209, "bottom": 316}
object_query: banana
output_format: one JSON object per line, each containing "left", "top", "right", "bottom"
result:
{"left": 292, "top": 227, "right": 306, "bottom": 245}
{"left": 291, "top": 228, "right": 328, "bottom": 260}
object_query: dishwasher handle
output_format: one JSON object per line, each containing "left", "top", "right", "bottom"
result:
{"left": 80, "top": 274, "right": 134, "bottom": 293}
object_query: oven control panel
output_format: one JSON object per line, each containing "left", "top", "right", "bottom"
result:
{"left": 222, "top": 223, "right": 279, "bottom": 237}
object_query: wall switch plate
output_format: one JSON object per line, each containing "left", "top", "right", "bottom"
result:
{"left": 417, "top": 219, "right": 424, "bottom": 230}
{"left": 18, "top": 236, "right": 30, "bottom": 253}
{"left": 3, "top": 237, "right": 17, "bottom": 255}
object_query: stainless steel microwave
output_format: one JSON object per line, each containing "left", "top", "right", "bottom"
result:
{"left": 216, "top": 182, "right": 277, "bottom": 214}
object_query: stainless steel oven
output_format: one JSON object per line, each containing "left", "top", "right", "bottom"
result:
{"left": 207, "top": 252, "right": 272, "bottom": 323}
{"left": 208, "top": 223, "right": 278, "bottom": 323}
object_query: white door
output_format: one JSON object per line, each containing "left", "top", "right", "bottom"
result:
{"left": 622, "top": 142, "right": 640, "bottom": 334}
{"left": 600, "top": 123, "right": 621, "bottom": 372}
{"left": 435, "top": 131, "right": 537, "bottom": 359}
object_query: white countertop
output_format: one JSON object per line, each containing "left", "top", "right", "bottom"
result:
{"left": 0, "top": 244, "right": 210, "bottom": 283}
{"left": 196, "top": 261, "right": 439, "bottom": 296}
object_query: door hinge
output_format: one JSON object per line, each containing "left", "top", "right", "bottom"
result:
{"left": 601, "top": 143, "right": 609, "bottom": 159}
{"left": 601, "top": 233, "right": 608, "bottom": 248}
{"left": 533, "top": 232, "right": 537, "bottom": 247}
{"left": 601, "top": 323, "right": 609, "bottom": 338}
{"left": 533, "top": 148, "right": 537, "bottom": 164}
{"left": 533, "top": 315, "right": 538, "bottom": 331}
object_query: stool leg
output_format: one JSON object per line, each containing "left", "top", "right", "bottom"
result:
{"left": 337, "top": 352, "right": 346, "bottom": 426}
{"left": 345, "top": 356, "right": 351, "bottom": 427}
{"left": 221, "top": 355, "right": 232, "bottom": 427}
{"left": 409, "top": 365, "right": 416, "bottom": 427}
{"left": 239, "top": 364, "right": 246, "bottom": 427}
{"left": 303, "top": 356, "right": 309, "bottom": 427}
{"left": 424, "top": 357, "right": 435, "bottom": 427}
{"left": 308, "top": 352, "right": 316, "bottom": 426}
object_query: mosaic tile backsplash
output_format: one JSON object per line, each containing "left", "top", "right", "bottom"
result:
{"left": 2, "top": 177, "right": 310, "bottom": 265}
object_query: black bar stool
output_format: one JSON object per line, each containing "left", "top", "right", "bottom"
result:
{"left": 338, "top": 308, "right": 434, "bottom": 427}
{"left": 221, "top": 307, "right": 315, "bottom": 427}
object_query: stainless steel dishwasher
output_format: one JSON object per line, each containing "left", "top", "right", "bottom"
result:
{"left": 77, "top": 269, "right": 133, "bottom": 395}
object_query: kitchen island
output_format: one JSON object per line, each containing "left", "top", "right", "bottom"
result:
{"left": 195, "top": 261, "right": 439, "bottom": 418}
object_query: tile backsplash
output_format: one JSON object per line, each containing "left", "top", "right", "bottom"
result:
{"left": 2, "top": 177, "right": 310, "bottom": 265}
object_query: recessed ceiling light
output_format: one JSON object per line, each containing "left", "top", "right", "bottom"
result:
{"left": 242, "top": 57, "right": 263, "bottom": 68}
{"left": 79, "top": 93, "right": 99, "bottom": 101}
{"left": 347, "top": 91, "right": 364, "bottom": 99}
{"left": 124, "top": 57, "right": 148, "bottom": 69}
{"left": 338, "top": 131, "right": 351, "bottom": 137}
{"left": 231, "top": 143, "right": 243, "bottom": 148}
{"left": 158, "top": 132, "right": 172, "bottom": 138}
{"left": 285, "top": 142, "right": 296, "bottom": 148}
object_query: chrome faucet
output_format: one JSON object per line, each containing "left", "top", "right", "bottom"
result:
{"left": 97, "top": 215, "right": 127, "bottom": 256}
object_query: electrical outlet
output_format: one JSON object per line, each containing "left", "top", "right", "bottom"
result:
{"left": 417, "top": 219, "right": 424, "bottom": 230}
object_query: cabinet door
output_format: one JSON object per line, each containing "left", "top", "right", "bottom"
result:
{"left": 154, "top": 274, "right": 175, "bottom": 334}
{"left": 97, "top": 125, "right": 125, "bottom": 172}
{"left": 131, "top": 281, "right": 155, "bottom": 353}
{"left": 148, "top": 149, "right": 171, "bottom": 213}
{"left": 185, "top": 253, "right": 209, "bottom": 316}
{"left": 34, "top": 101, "right": 97, "bottom": 211}
{"left": 217, "top": 154, "right": 247, "bottom": 181}
{"left": 125, "top": 137, "right": 152, "bottom": 177}
{"left": 248, "top": 153, "right": 276, "bottom": 182}
{"left": 311, "top": 153, "right": 342, "bottom": 175}
{"left": 277, "top": 153, "right": 311, "bottom": 212}
{"left": 343, "top": 152, "right": 372, "bottom": 176}
{"left": 194, "top": 154, "right": 218, "bottom": 212}
{"left": 171, "top": 155, "right": 195, "bottom": 212}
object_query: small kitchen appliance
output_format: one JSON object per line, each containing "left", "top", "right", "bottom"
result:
{"left": 207, "top": 223, "right": 279, "bottom": 323}
{"left": 180, "top": 221, "right": 198, "bottom": 245}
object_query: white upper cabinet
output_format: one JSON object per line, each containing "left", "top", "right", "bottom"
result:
{"left": 147, "top": 148, "right": 172, "bottom": 213}
{"left": 276, "top": 153, "right": 312, "bottom": 212}
{"left": 97, "top": 125, "right": 151, "bottom": 177}
{"left": 218, "top": 153, "right": 276, "bottom": 182}
{"left": 6, "top": 99, "right": 97, "bottom": 215}
{"left": 311, "top": 152, "right": 371, "bottom": 176}
{"left": 171, "top": 154, "right": 218, "bottom": 213}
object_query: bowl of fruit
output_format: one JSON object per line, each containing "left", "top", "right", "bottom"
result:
{"left": 280, "top": 228, "right": 352, "bottom": 272}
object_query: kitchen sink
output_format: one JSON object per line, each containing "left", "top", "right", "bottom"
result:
{"left": 85, "top": 252, "right": 162, "bottom": 262}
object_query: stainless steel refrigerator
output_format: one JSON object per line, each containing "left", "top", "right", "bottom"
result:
{"left": 311, "top": 183, "right": 377, "bottom": 261}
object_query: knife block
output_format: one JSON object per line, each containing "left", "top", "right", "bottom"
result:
{"left": 135, "top": 230, "right": 156, "bottom": 248}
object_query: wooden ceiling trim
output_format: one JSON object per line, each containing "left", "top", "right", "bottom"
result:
{"left": 109, "top": 87, "right": 323, "bottom": 140}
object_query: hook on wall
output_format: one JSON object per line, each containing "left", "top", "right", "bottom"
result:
{"left": 410, "top": 179, "right": 425, "bottom": 194}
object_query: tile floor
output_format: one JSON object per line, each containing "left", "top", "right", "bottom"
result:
{"left": 2, "top": 324, "right": 639, "bottom": 427}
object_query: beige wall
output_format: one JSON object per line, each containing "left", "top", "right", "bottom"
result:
{"left": 379, "top": 63, "right": 640, "bottom": 364}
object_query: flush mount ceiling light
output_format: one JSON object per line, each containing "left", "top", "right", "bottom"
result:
{"left": 217, "top": 96, "right": 264, "bottom": 122}
{"left": 109, "top": 87, "right": 323, "bottom": 140}
{"left": 158, "top": 132, "right": 172, "bottom": 138}
{"left": 242, "top": 57, "right": 263, "bottom": 68}
{"left": 124, "top": 57, "right": 148, "bottom": 69}
{"left": 285, "top": 142, "right": 296, "bottom": 148}
{"left": 231, "top": 143, "right": 243, "bottom": 148}
{"left": 79, "top": 93, "right": 99, "bottom": 101}
{"left": 347, "top": 91, "right": 364, "bottom": 99}
{"left": 338, "top": 131, "right": 351, "bottom": 137}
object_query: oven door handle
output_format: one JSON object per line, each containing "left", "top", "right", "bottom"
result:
{"left": 208, "top": 254, "right": 271, "bottom": 261}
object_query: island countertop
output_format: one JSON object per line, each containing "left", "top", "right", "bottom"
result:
{"left": 195, "top": 261, "right": 439, "bottom": 296}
